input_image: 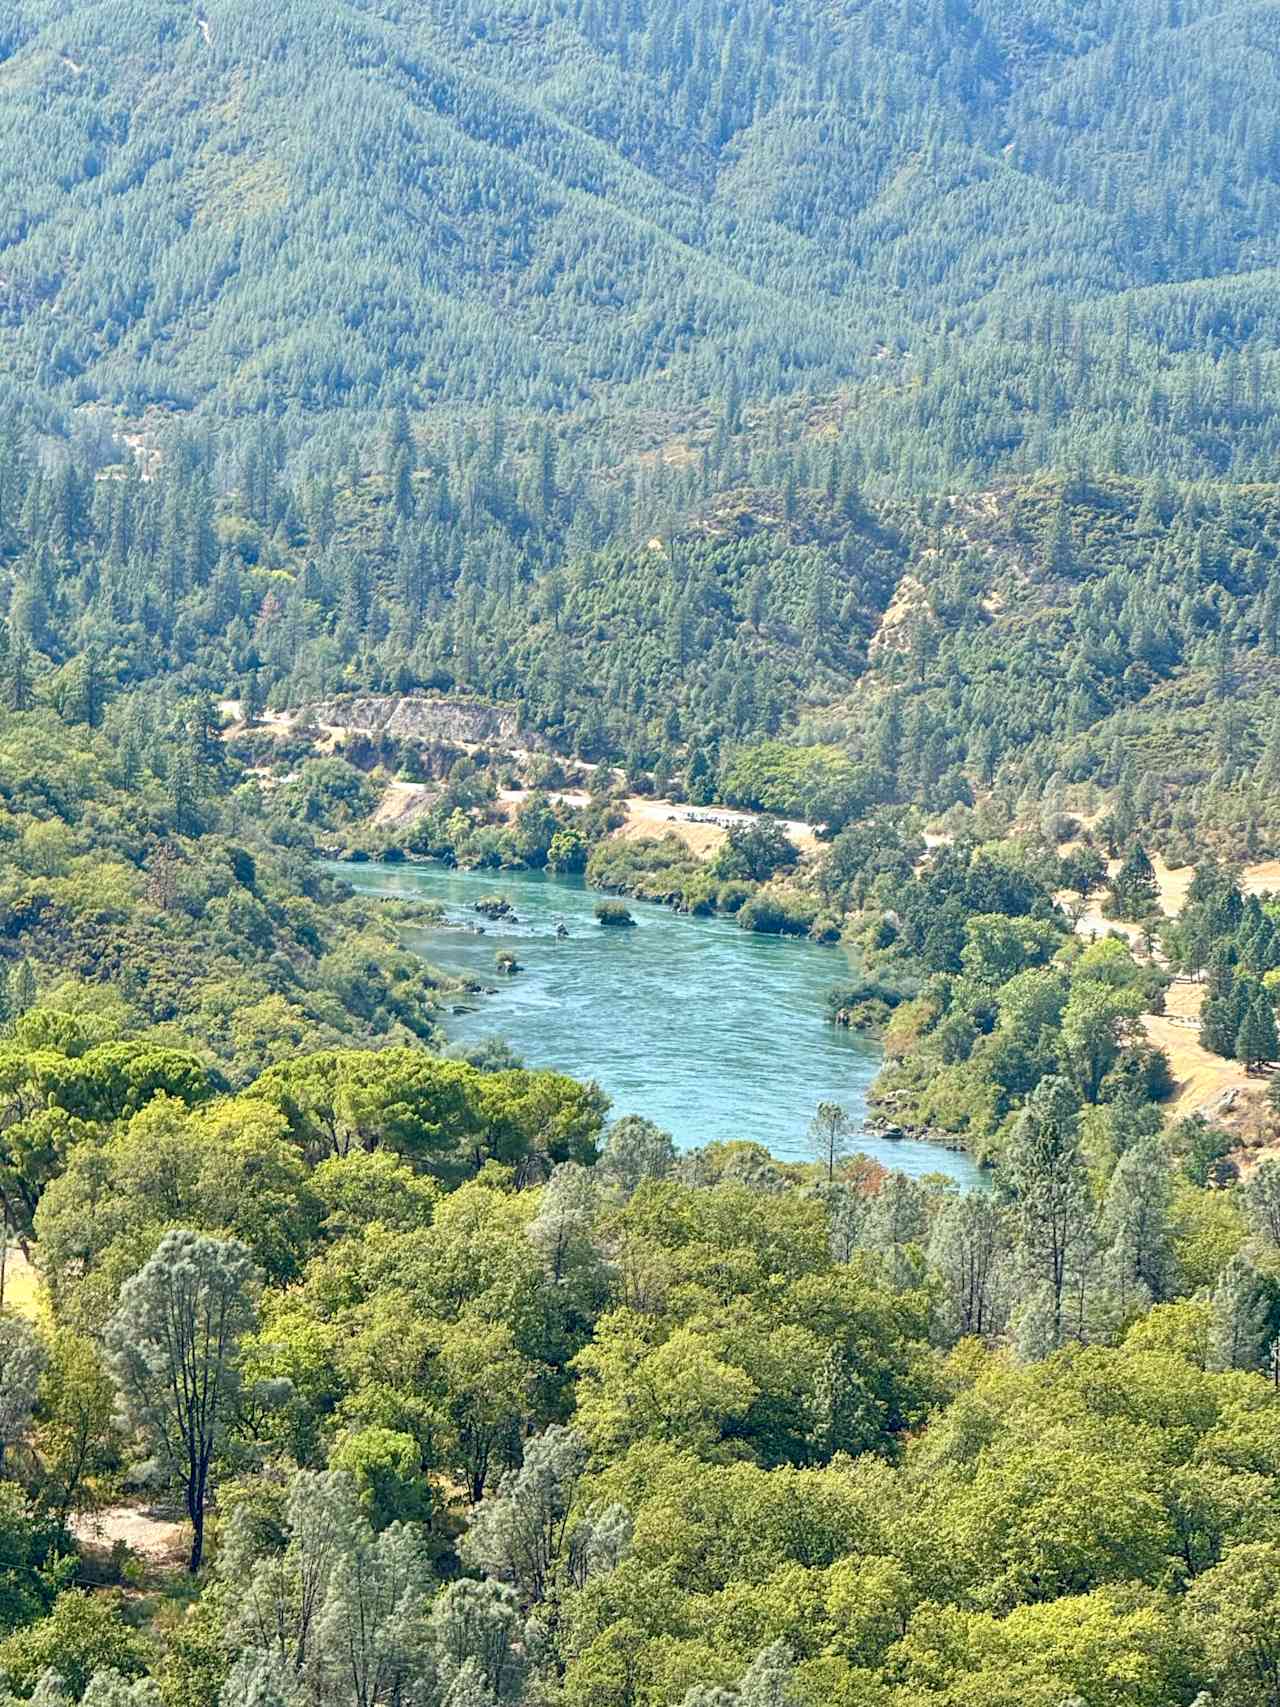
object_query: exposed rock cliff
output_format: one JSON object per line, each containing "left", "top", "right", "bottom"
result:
{"left": 305, "top": 695, "right": 533, "bottom": 747}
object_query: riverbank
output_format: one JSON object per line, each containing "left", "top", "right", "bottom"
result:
{"left": 863, "top": 1117, "right": 979, "bottom": 1157}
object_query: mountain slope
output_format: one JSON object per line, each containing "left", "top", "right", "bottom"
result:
{"left": 2, "top": 0, "right": 1280, "bottom": 484}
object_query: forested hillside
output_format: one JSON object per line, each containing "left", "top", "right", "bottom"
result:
{"left": 4, "top": 402, "right": 1280, "bottom": 856}
{"left": 4, "top": 4, "right": 1280, "bottom": 1705}
{"left": 1, "top": 735, "right": 1280, "bottom": 1707}
{"left": 3, "top": 0, "right": 1280, "bottom": 483}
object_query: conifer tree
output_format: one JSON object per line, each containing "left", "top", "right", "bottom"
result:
{"left": 1236, "top": 995, "right": 1278, "bottom": 1073}
{"left": 1005, "top": 1075, "right": 1093, "bottom": 1349}
{"left": 11, "top": 960, "right": 36, "bottom": 1016}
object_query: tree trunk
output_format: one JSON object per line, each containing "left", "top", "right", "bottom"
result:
{"left": 188, "top": 1456, "right": 208, "bottom": 1573}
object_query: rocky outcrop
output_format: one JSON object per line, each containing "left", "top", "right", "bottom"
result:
{"left": 1196, "top": 1085, "right": 1242, "bottom": 1123}
{"left": 305, "top": 695, "right": 534, "bottom": 747}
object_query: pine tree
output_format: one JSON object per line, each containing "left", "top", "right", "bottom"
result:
{"left": 685, "top": 746, "right": 713, "bottom": 806}
{"left": 1005, "top": 1075, "right": 1093, "bottom": 1350}
{"left": 1107, "top": 842, "right": 1158, "bottom": 919}
{"left": 169, "top": 750, "right": 199, "bottom": 834}
{"left": 240, "top": 668, "right": 265, "bottom": 727}
{"left": 927, "top": 1192, "right": 1010, "bottom": 1340}
{"left": 1200, "top": 994, "right": 1240, "bottom": 1059}
{"left": 7, "top": 633, "right": 33, "bottom": 712}
{"left": 383, "top": 407, "right": 413, "bottom": 474}
{"left": 806, "top": 1102, "right": 853, "bottom": 1185}
{"left": 1205, "top": 945, "right": 1238, "bottom": 1000}
{"left": 186, "top": 694, "right": 225, "bottom": 792}
{"left": 1208, "top": 1254, "right": 1269, "bottom": 1371}
{"left": 1236, "top": 995, "right": 1278, "bottom": 1072}
{"left": 1262, "top": 706, "right": 1280, "bottom": 788}
{"left": 11, "top": 960, "right": 36, "bottom": 1015}
{"left": 747, "top": 566, "right": 768, "bottom": 629}
{"left": 1243, "top": 1158, "right": 1280, "bottom": 1252}
{"left": 804, "top": 567, "right": 829, "bottom": 642}
{"left": 1044, "top": 499, "right": 1074, "bottom": 574}
{"left": 1100, "top": 1136, "right": 1174, "bottom": 1313}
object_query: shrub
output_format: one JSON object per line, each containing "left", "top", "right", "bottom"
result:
{"left": 682, "top": 874, "right": 719, "bottom": 916}
{"left": 587, "top": 834, "right": 700, "bottom": 900}
{"left": 710, "top": 817, "right": 799, "bottom": 883}
{"left": 736, "top": 893, "right": 816, "bottom": 937}
{"left": 595, "top": 900, "right": 635, "bottom": 928}
{"left": 716, "top": 880, "right": 754, "bottom": 914}
{"left": 330, "top": 1426, "right": 433, "bottom": 1530}
{"left": 809, "top": 913, "right": 843, "bottom": 944}
{"left": 272, "top": 758, "right": 378, "bottom": 829}
{"left": 827, "top": 977, "right": 912, "bottom": 1030}
{"left": 0, "top": 1591, "right": 151, "bottom": 1697}
{"left": 475, "top": 894, "right": 514, "bottom": 919}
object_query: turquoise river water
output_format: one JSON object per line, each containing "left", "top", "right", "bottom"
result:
{"left": 326, "top": 860, "right": 984, "bottom": 1186}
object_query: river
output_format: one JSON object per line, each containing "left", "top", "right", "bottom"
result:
{"left": 326, "top": 860, "right": 985, "bottom": 1186}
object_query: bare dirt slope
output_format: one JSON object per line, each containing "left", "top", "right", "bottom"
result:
{"left": 72, "top": 1506, "right": 189, "bottom": 1567}
{"left": 1142, "top": 982, "right": 1253, "bottom": 1121}
{"left": 613, "top": 797, "right": 818, "bottom": 858}
{"left": 373, "top": 781, "right": 439, "bottom": 828}
{"left": 493, "top": 789, "right": 819, "bottom": 859}
{"left": 0, "top": 1247, "right": 39, "bottom": 1319}
{"left": 1069, "top": 857, "right": 1280, "bottom": 1124}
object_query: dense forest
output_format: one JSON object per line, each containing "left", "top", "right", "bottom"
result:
{"left": 3, "top": 427, "right": 1280, "bottom": 1705}
{"left": 3, "top": 403, "right": 1280, "bottom": 853}
{"left": 1, "top": 0, "right": 1280, "bottom": 485}
{"left": 0, "top": 785, "right": 1279, "bottom": 1705}
{"left": 2, "top": 0, "right": 1280, "bottom": 1703}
